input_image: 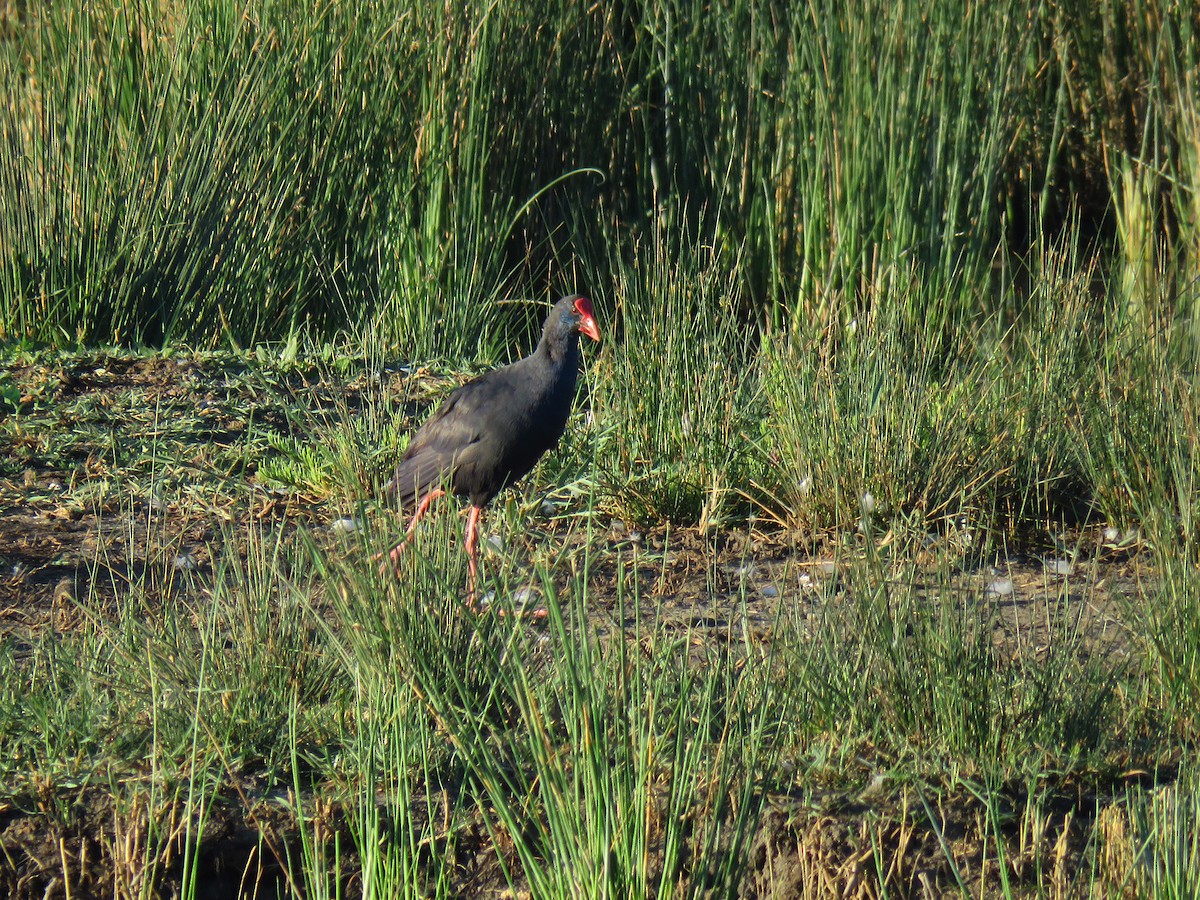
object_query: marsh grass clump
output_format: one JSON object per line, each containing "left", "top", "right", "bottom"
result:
{"left": 589, "top": 227, "right": 765, "bottom": 527}
{"left": 760, "top": 252, "right": 1097, "bottom": 537}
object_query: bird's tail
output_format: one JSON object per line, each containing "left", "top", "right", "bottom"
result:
{"left": 385, "top": 459, "right": 446, "bottom": 512}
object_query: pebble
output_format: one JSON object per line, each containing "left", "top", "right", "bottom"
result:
{"left": 512, "top": 587, "right": 540, "bottom": 608}
{"left": 331, "top": 517, "right": 359, "bottom": 535}
{"left": 985, "top": 577, "right": 1014, "bottom": 597}
{"left": 173, "top": 552, "right": 198, "bottom": 572}
{"left": 1044, "top": 558, "right": 1072, "bottom": 576}
{"left": 1102, "top": 526, "right": 1121, "bottom": 543}
{"left": 860, "top": 772, "right": 888, "bottom": 799}
{"left": 761, "top": 584, "right": 779, "bottom": 599}
{"left": 486, "top": 534, "right": 505, "bottom": 554}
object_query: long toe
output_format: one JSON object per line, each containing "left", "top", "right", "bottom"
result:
{"left": 476, "top": 592, "right": 550, "bottom": 620}
{"left": 374, "top": 541, "right": 409, "bottom": 578}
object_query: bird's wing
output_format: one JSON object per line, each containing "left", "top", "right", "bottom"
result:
{"left": 386, "top": 376, "right": 500, "bottom": 507}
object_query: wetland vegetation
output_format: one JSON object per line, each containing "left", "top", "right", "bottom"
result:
{"left": 1, "top": 0, "right": 1199, "bottom": 895}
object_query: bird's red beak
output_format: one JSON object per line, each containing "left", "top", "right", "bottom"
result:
{"left": 574, "top": 296, "right": 601, "bottom": 342}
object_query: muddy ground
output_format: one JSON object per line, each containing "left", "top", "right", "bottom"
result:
{"left": 0, "top": 350, "right": 1163, "bottom": 897}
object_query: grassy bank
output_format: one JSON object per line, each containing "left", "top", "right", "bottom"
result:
{"left": 0, "top": 344, "right": 1197, "bottom": 896}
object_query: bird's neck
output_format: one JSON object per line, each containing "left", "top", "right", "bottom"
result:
{"left": 539, "top": 333, "right": 579, "bottom": 367}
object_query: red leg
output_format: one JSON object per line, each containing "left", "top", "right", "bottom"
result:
{"left": 404, "top": 489, "right": 446, "bottom": 541}
{"left": 378, "top": 488, "right": 446, "bottom": 575}
{"left": 461, "top": 507, "right": 547, "bottom": 619}
{"left": 464, "top": 504, "right": 482, "bottom": 605}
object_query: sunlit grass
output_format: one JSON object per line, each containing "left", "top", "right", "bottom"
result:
{"left": 2, "top": 0, "right": 1200, "bottom": 893}
{"left": 2, "top": 0, "right": 1197, "bottom": 349}
{"left": 587, "top": 224, "right": 764, "bottom": 527}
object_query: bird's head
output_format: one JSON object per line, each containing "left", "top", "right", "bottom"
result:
{"left": 541, "top": 294, "right": 601, "bottom": 360}
{"left": 569, "top": 296, "right": 601, "bottom": 343}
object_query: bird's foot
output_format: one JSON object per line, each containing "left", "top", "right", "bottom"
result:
{"left": 472, "top": 590, "right": 549, "bottom": 620}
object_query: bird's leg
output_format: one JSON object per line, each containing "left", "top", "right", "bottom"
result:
{"left": 464, "top": 504, "right": 482, "bottom": 605}
{"left": 460, "top": 508, "right": 548, "bottom": 619}
{"left": 404, "top": 489, "right": 447, "bottom": 542}
{"left": 378, "top": 488, "right": 446, "bottom": 576}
